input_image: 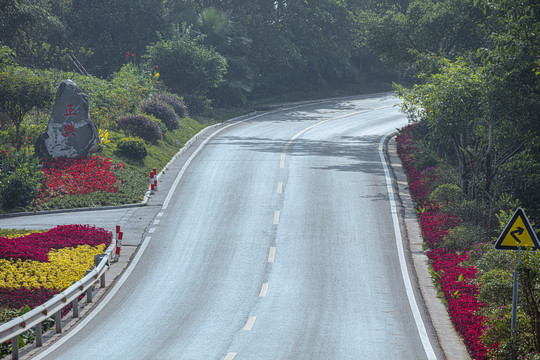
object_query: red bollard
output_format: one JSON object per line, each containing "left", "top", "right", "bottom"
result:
{"left": 114, "top": 228, "right": 123, "bottom": 262}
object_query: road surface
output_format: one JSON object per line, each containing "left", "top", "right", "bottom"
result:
{"left": 31, "top": 94, "right": 443, "bottom": 359}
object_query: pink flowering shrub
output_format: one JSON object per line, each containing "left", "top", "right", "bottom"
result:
{"left": 396, "top": 125, "right": 491, "bottom": 359}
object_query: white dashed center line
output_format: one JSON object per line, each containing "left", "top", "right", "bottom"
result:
{"left": 149, "top": 228, "right": 156, "bottom": 234}
{"left": 224, "top": 353, "right": 237, "bottom": 360}
{"left": 243, "top": 316, "right": 257, "bottom": 331}
{"left": 277, "top": 182, "right": 283, "bottom": 194}
{"left": 268, "top": 247, "right": 276, "bottom": 263}
{"left": 259, "top": 283, "right": 269, "bottom": 298}
{"left": 273, "top": 211, "right": 280, "bottom": 225}
{"left": 153, "top": 219, "right": 160, "bottom": 225}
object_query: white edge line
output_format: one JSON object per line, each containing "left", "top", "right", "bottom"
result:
{"left": 379, "top": 133, "right": 437, "bottom": 360}
{"left": 32, "top": 236, "right": 154, "bottom": 360}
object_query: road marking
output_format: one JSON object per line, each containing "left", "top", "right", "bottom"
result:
{"left": 259, "top": 283, "right": 269, "bottom": 297}
{"left": 273, "top": 211, "right": 280, "bottom": 225}
{"left": 149, "top": 228, "right": 156, "bottom": 233}
{"left": 268, "top": 247, "right": 276, "bottom": 263}
{"left": 153, "top": 219, "right": 160, "bottom": 225}
{"left": 157, "top": 212, "right": 164, "bottom": 217}
{"left": 243, "top": 316, "right": 257, "bottom": 331}
{"left": 224, "top": 353, "right": 237, "bottom": 360}
{"left": 277, "top": 182, "right": 283, "bottom": 194}
{"left": 379, "top": 133, "right": 437, "bottom": 360}
{"left": 31, "top": 236, "right": 154, "bottom": 360}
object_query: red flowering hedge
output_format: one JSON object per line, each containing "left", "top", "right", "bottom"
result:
{"left": 396, "top": 124, "right": 491, "bottom": 360}
{"left": 38, "top": 156, "right": 124, "bottom": 202}
{"left": 0, "top": 224, "right": 111, "bottom": 262}
{"left": 0, "top": 287, "right": 58, "bottom": 309}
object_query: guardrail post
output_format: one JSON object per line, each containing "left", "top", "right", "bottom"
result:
{"left": 11, "top": 335, "right": 19, "bottom": 359}
{"left": 100, "top": 272, "right": 106, "bottom": 288}
{"left": 72, "top": 298, "right": 79, "bottom": 318}
{"left": 85, "top": 269, "right": 93, "bottom": 303}
{"left": 35, "top": 323, "right": 43, "bottom": 347}
{"left": 55, "top": 311, "right": 62, "bottom": 334}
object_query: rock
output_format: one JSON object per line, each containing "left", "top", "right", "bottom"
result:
{"left": 36, "top": 80, "right": 99, "bottom": 158}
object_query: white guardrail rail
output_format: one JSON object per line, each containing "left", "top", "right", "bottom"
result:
{"left": 0, "top": 243, "right": 114, "bottom": 360}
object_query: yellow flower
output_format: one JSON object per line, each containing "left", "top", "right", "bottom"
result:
{"left": 0, "top": 244, "right": 106, "bottom": 290}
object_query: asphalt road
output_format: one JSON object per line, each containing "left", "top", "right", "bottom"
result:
{"left": 19, "top": 94, "right": 444, "bottom": 359}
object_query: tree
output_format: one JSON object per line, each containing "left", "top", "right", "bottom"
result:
{"left": 0, "top": 66, "right": 54, "bottom": 150}
{"left": 363, "top": 0, "right": 489, "bottom": 78}
{"left": 143, "top": 25, "right": 227, "bottom": 96}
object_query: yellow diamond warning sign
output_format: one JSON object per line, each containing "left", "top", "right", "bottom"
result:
{"left": 495, "top": 208, "right": 540, "bottom": 250}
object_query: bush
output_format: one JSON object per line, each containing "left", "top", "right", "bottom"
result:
{"left": 155, "top": 93, "right": 189, "bottom": 118}
{"left": 117, "top": 137, "right": 148, "bottom": 161}
{"left": 183, "top": 94, "right": 211, "bottom": 115}
{"left": 143, "top": 25, "right": 227, "bottom": 95}
{"left": 429, "top": 183, "right": 464, "bottom": 207}
{"left": 441, "top": 224, "right": 485, "bottom": 250}
{"left": 140, "top": 100, "right": 180, "bottom": 130}
{"left": 117, "top": 115, "right": 163, "bottom": 143}
{"left": 0, "top": 150, "right": 43, "bottom": 210}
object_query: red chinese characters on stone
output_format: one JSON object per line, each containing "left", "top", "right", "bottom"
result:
{"left": 62, "top": 123, "right": 76, "bottom": 137}
{"left": 64, "top": 104, "right": 77, "bottom": 117}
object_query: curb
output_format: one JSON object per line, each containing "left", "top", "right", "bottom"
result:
{"left": 385, "top": 135, "right": 471, "bottom": 360}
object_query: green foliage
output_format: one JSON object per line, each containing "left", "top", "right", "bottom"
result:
{"left": 441, "top": 224, "right": 485, "bottom": 251}
{"left": 0, "top": 66, "right": 54, "bottom": 150}
{"left": 117, "top": 137, "right": 148, "bottom": 161}
{"left": 117, "top": 115, "right": 163, "bottom": 143}
{"left": 429, "top": 184, "right": 464, "bottom": 207}
{"left": 140, "top": 100, "right": 180, "bottom": 131}
{"left": 0, "top": 150, "right": 44, "bottom": 211}
{"left": 182, "top": 94, "right": 212, "bottom": 116}
{"left": 143, "top": 25, "right": 227, "bottom": 96}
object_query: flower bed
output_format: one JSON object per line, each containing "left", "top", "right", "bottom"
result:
{"left": 38, "top": 156, "right": 124, "bottom": 203}
{"left": 0, "top": 225, "right": 112, "bottom": 309}
{"left": 396, "top": 125, "right": 490, "bottom": 359}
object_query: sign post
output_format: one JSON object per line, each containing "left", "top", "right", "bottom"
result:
{"left": 494, "top": 207, "right": 540, "bottom": 359}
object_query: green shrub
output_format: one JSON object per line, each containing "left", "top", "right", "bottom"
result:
{"left": 0, "top": 150, "right": 44, "bottom": 210}
{"left": 143, "top": 25, "right": 227, "bottom": 95}
{"left": 441, "top": 224, "right": 485, "bottom": 251}
{"left": 117, "top": 114, "right": 163, "bottom": 143}
{"left": 183, "top": 94, "right": 211, "bottom": 115}
{"left": 429, "top": 183, "right": 464, "bottom": 207}
{"left": 155, "top": 93, "right": 189, "bottom": 118}
{"left": 140, "top": 100, "right": 180, "bottom": 130}
{"left": 116, "top": 137, "right": 148, "bottom": 161}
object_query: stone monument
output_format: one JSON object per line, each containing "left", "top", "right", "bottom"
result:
{"left": 36, "top": 80, "right": 100, "bottom": 158}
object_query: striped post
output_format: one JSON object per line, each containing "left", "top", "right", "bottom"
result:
{"left": 152, "top": 168, "right": 158, "bottom": 191}
{"left": 150, "top": 171, "right": 155, "bottom": 194}
{"left": 114, "top": 227, "right": 123, "bottom": 262}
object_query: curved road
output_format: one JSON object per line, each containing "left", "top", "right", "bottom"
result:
{"left": 34, "top": 94, "right": 443, "bottom": 359}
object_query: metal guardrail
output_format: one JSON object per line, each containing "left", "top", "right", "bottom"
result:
{"left": 0, "top": 244, "right": 114, "bottom": 359}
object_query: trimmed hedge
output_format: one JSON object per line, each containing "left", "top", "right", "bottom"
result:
{"left": 117, "top": 137, "right": 148, "bottom": 161}
{"left": 155, "top": 93, "right": 189, "bottom": 118}
{"left": 140, "top": 100, "right": 180, "bottom": 131}
{"left": 117, "top": 114, "right": 163, "bottom": 143}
